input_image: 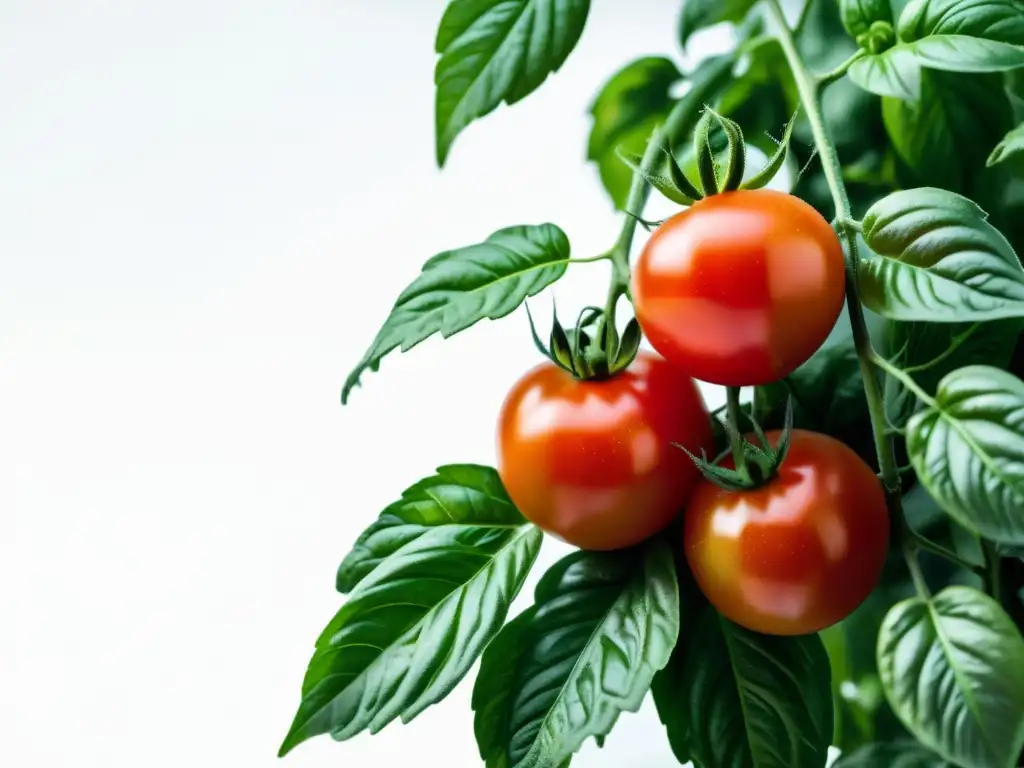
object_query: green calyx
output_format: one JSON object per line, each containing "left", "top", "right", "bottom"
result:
{"left": 526, "top": 302, "right": 641, "bottom": 381}
{"left": 855, "top": 21, "right": 895, "bottom": 55}
{"left": 678, "top": 397, "right": 795, "bottom": 492}
{"left": 615, "top": 105, "right": 799, "bottom": 208}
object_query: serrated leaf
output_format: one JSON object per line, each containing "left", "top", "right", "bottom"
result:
{"left": 278, "top": 467, "right": 543, "bottom": 756}
{"left": 678, "top": 0, "right": 759, "bottom": 50}
{"left": 336, "top": 464, "right": 526, "bottom": 593}
{"left": 849, "top": 0, "right": 1024, "bottom": 100}
{"left": 342, "top": 224, "right": 570, "bottom": 403}
{"left": 472, "top": 542, "right": 679, "bottom": 768}
{"left": 833, "top": 741, "right": 954, "bottom": 767}
{"left": 877, "top": 586, "right": 1024, "bottom": 768}
{"left": 859, "top": 187, "right": 1024, "bottom": 322}
{"left": 906, "top": 365, "right": 1024, "bottom": 544}
{"left": 680, "top": 605, "right": 834, "bottom": 768}
{"left": 434, "top": 0, "right": 590, "bottom": 166}
{"left": 989, "top": 121, "right": 1024, "bottom": 165}
{"left": 587, "top": 57, "right": 682, "bottom": 209}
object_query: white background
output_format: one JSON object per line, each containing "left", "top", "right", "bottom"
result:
{"left": 3, "top": 2, "right": 816, "bottom": 767}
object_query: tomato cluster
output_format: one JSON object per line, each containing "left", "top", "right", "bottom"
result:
{"left": 498, "top": 190, "right": 889, "bottom": 636}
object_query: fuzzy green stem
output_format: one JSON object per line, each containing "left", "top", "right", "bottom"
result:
{"left": 602, "top": 97, "right": 704, "bottom": 353}
{"left": 726, "top": 386, "right": 750, "bottom": 477}
{"left": 817, "top": 49, "right": 867, "bottom": 88}
{"left": 603, "top": 129, "right": 662, "bottom": 344}
{"left": 765, "top": 0, "right": 901, "bottom": 503}
{"left": 870, "top": 351, "right": 938, "bottom": 407}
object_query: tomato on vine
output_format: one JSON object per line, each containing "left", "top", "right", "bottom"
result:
{"left": 632, "top": 189, "right": 847, "bottom": 387}
{"left": 684, "top": 429, "right": 889, "bottom": 636}
{"left": 497, "top": 351, "right": 713, "bottom": 551}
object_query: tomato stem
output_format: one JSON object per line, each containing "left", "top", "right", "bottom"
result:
{"left": 725, "top": 386, "right": 750, "bottom": 478}
{"left": 603, "top": 93, "right": 715, "bottom": 359}
{"left": 764, "top": 0, "right": 909, "bottom": 545}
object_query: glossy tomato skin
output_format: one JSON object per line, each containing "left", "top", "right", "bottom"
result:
{"left": 497, "top": 352, "right": 713, "bottom": 551}
{"left": 632, "top": 189, "right": 846, "bottom": 387}
{"left": 684, "top": 430, "right": 889, "bottom": 636}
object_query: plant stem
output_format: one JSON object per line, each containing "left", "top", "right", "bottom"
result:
{"left": 816, "top": 50, "right": 867, "bottom": 88}
{"left": 983, "top": 540, "right": 1003, "bottom": 603}
{"left": 904, "top": 544, "right": 932, "bottom": 599}
{"left": 567, "top": 254, "right": 614, "bottom": 265}
{"left": 870, "top": 351, "right": 937, "bottom": 407}
{"left": 764, "top": 0, "right": 906, "bottom": 506}
{"left": 604, "top": 132, "right": 661, "bottom": 332}
{"left": 601, "top": 97, "right": 705, "bottom": 347}
{"left": 902, "top": 322, "right": 982, "bottom": 375}
{"left": 910, "top": 530, "right": 983, "bottom": 575}
{"left": 725, "top": 386, "right": 750, "bottom": 476}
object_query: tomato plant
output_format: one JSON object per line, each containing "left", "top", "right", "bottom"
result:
{"left": 498, "top": 351, "right": 713, "bottom": 551}
{"left": 684, "top": 429, "right": 889, "bottom": 636}
{"left": 633, "top": 190, "right": 846, "bottom": 386}
{"left": 281, "top": 1, "right": 1024, "bottom": 767}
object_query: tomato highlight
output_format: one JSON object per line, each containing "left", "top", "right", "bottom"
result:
{"left": 497, "top": 352, "right": 713, "bottom": 551}
{"left": 684, "top": 429, "right": 889, "bottom": 635}
{"left": 632, "top": 189, "right": 847, "bottom": 387}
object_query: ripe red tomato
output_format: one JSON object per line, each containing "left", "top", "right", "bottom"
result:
{"left": 684, "top": 429, "right": 889, "bottom": 635}
{"left": 632, "top": 189, "right": 846, "bottom": 387}
{"left": 497, "top": 352, "right": 713, "bottom": 551}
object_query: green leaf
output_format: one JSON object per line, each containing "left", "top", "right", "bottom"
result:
{"left": 877, "top": 586, "right": 1024, "bottom": 768}
{"left": 840, "top": 0, "right": 894, "bottom": 39}
{"left": 677, "top": 0, "right": 759, "bottom": 50}
{"left": 278, "top": 468, "right": 543, "bottom": 756}
{"left": 718, "top": 39, "right": 800, "bottom": 158}
{"left": 989, "top": 121, "right": 1024, "bottom": 165}
{"left": 651, "top": 636, "right": 691, "bottom": 764}
{"left": 833, "top": 741, "right": 955, "bottom": 767}
{"left": 590, "top": 53, "right": 737, "bottom": 208}
{"left": 615, "top": 147, "right": 696, "bottom": 206}
{"left": 898, "top": 0, "right": 1024, "bottom": 43}
{"left": 859, "top": 187, "right": 1024, "bottom": 322}
{"left": 849, "top": 0, "right": 1024, "bottom": 100}
{"left": 851, "top": 36, "right": 1024, "bottom": 100}
{"left": 335, "top": 464, "right": 526, "bottom": 593}
{"left": 434, "top": 0, "right": 590, "bottom": 166}
{"left": 881, "top": 69, "right": 1013, "bottom": 191}
{"left": 740, "top": 108, "right": 798, "bottom": 190}
{"left": 906, "top": 365, "right": 1024, "bottom": 545}
{"left": 883, "top": 318, "right": 1024, "bottom": 427}
{"left": 679, "top": 605, "right": 834, "bottom": 768}
{"left": 473, "top": 542, "right": 679, "bottom": 768}
{"left": 587, "top": 57, "right": 682, "bottom": 210}
{"left": 342, "top": 224, "right": 570, "bottom": 403}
